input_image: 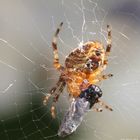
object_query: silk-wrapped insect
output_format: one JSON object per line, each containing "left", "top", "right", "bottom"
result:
{"left": 58, "top": 84, "right": 113, "bottom": 137}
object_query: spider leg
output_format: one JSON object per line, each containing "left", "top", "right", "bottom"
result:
{"left": 51, "top": 104, "right": 56, "bottom": 119}
{"left": 103, "top": 25, "right": 112, "bottom": 68}
{"left": 50, "top": 81, "right": 66, "bottom": 119}
{"left": 52, "top": 80, "right": 66, "bottom": 102}
{"left": 43, "top": 75, "right": 66, "bottom": 105}
{"left": 97, "top": 98, "right": 113, "bottom": 111}
{"left": 88, "top": 73, "right": 113, "bottom": 84}
{"left": 43, "top": 75, "right": 66, "bottom": 119}
{"left": 52, "top": 22, "right": 65, "bottom": 72}
{"left": 99, "top": 73, "right": 113, "bottom": 81}
{"left": 93, "top": 106, "right": 103, "bottom": 112}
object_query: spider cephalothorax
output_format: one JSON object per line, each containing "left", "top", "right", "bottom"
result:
{"left": 43, "top": 22, "right": 113, "bottom": 118}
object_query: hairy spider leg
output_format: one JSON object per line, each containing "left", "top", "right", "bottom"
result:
{"left": 43, "top": 75, "right": 66, "bottom": 118}
{"left": 52, "top": 22, "right": 65, "bottom": 71}
{"left": 97, "top": 73, "right": 113, "bottom": 82}
{"left": 43, "top": 76, "right": 62, "bottom": 105}
{"left": 43, "top": 76, "right": 66, "bottom": 104}
{"left": 52, "top": 78, "right": 66, "bottom": 102}
{"left": 97, "top": 98, "right": 113, "bottom": 111}
{"left": 87, "top": 72, "right": 113, "bottom": 84}
{"left": 50, "top": 78, "right": 66, "bottom": 118}
{"left": 103, "top": 25, "right": 112, "bottom": 69}
{"left": 106, "top": 25, "right": 112, "bottom": 55}
{"left": 93, "top": 106, "right": 103, "bottom": 112}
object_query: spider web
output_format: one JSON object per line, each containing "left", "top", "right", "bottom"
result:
{"left": 0, "top": 0, "right": 140, "bottom": 140}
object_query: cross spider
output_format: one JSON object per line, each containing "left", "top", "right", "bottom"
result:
{"left": 43, "top": 22, "right": 113, "bottom": 118}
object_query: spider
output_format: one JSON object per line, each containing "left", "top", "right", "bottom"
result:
{"left": 43, "top": 22, "right": 113, "bottom": 118}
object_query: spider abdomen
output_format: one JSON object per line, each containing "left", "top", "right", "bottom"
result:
{"left": 65, "top": 41, "right": 105, "bottom": 70}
